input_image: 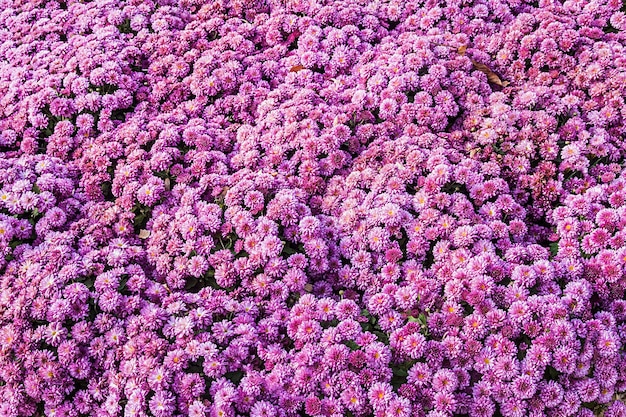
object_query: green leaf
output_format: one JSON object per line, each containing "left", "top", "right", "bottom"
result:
{"left": 101, "top": 181, "right": 114, "bottom": 201}
{"left": 118, "top": 275, "right": 129, "bottom": 292}
{"left": 153, "top": 170, "right": 171, "bottom": 180}
{"left": 117, "top": 19, "right": 134, "bottom": 34}
{"left": 391, "top": 371, "right": 407, "bottom": 390}
{"left": 549, "top": 242, "right": 559, "bottom": 257}
{"left": 344, "top": 340, "right": 360, "bottom": 351}
{"left": 185, "top": 277, "right": 199, "bottom": 291}
{"left": 545, "top": 365, "right": 559, "bottom": 380}
{"left": 9, "top": 239, "right": 23, "bottom": 249}
{"left": 225, "top": 371, "right": 244, "bottom": 383}
{"left": 373, "top": 331, "right": 389, "bottom": 344}
{"left": 282, "top": 245, "right": 297, "bottom": 255}
{"left": 188, "top": 363, "right": 203, "bottom": 373}
{"left": 83, "top": 276, "right": 96, "bottom": 290}
{"left": 493, "top": 142, "right": 507, "bottom": 155}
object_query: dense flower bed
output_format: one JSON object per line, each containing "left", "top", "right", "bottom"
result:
{"left": 1, "top": 0, "right": 626, "bottom": 416}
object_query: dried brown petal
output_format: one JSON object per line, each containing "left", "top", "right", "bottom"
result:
{"left": 471, "top": 60, "right": 510, "bottom": 87}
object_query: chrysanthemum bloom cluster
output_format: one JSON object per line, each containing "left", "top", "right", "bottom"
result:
{"left": 2, "top": 0, "right": 626, "bottom": 415}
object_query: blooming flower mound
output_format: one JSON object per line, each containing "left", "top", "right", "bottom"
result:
{"left": 2, "top": 0, "right": 626, "bottom": 416}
